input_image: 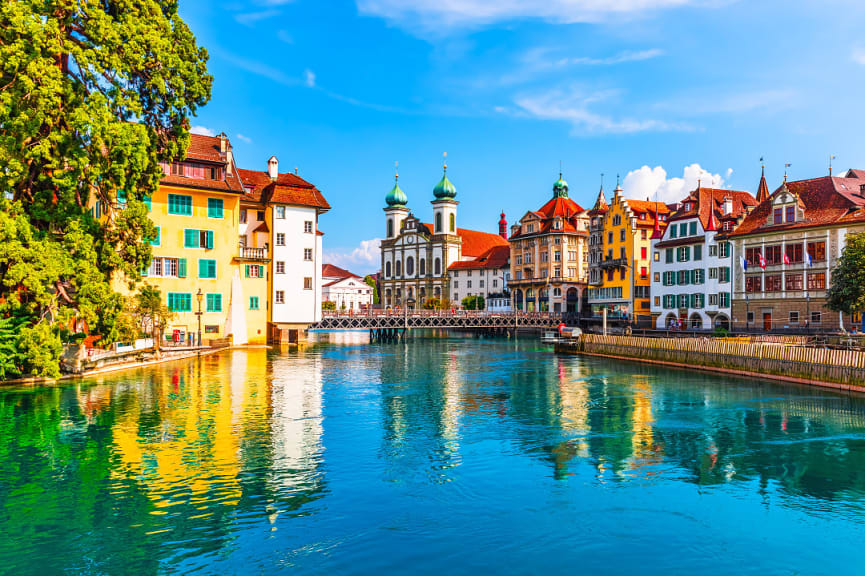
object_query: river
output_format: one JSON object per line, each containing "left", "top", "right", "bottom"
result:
{"left": 1, "top": 334, "right": 864, "bottom": 574}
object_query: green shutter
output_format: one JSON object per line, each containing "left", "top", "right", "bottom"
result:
{"left": 671, "top": 226, "right": 677, "bottom": 239}
{"left": 206, "top": 293, "right": 222, "bottom": 312}
{"left": 694, "top": 245, "right": 702, "bottom": 261}
{"left": 143, "top": 196, "right": 152, "bottom": 211}
{"left": 206, "top": 230, "right": 214, "bottom": 250}
{"left": 258, "top": 265, "right": 265, "bottom": 278}
{"left": 208, "top": 198, "right": 224, "bottom": 218}
{"left": 184, "top": 229, "right": 199, "bottom": 248}
{"left": 245, "top": 264, "right": 251, "bottom": 278}
{"left": 689, "top": 221, "right": 697, "bottom": 235}
{"left": 150, "top": 226, "right": 160, "bottom": 246}
{"left": 178, "top": 258, "right": 187, "bottom": 278}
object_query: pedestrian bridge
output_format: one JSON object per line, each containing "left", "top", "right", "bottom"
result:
{"left": 312, "top": 310, "right": 562, "bottom": 331}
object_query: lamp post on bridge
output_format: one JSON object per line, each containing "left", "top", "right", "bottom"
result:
{"left": 195, "top": 288, "right": 203, "bottom": 347}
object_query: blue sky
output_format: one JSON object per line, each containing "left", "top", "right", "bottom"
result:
{"left": 180, "top": 0, "right": 865, "bottom": 274}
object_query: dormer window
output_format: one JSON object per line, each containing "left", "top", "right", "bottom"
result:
{"left": 554, "top": 218, "right": 562, "bottom": 230}
{"left": 785, "top": 205, "right": 795, "bottom": 222}
{"left": 684, "top": 202, "right": 692, "bottom": 211}
{"left": 639, "top": 213, "right": 646, "bottom": 220}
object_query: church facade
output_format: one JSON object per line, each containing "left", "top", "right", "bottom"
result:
{"left": 379, "top": 165, "right": 508, "bottom": 309}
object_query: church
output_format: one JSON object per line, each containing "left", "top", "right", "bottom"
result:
{"left": 379, "top": 163, "right": 509, "bottom": 309}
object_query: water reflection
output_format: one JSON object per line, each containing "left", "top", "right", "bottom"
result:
{"left": 1, "top": 338, "right": 865, "bottom": 574}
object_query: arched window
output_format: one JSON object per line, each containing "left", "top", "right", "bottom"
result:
{"left": 420, "top": 258, "right": 426, "bottom": 275}
{"left": 449, "top": 213, "right": 455, "bottom": 233}
{"left": 434, "top": 258, "right": 441, "bottom": 275}
{"left": 434, "top": 286, "right": 441, "bottom": 297}
{"left": 385, "top": 261, "right": 391, "bottom": 277}
{"left": 435, "top": 212, "right": 442, "bottom": 233}
{"left": 385, "top": 289, "right": 392, "bottom": 306}
{"left": 387, "top": 219, "right": 394, "bottom": 238}
{"left": 396, "top": 260, "right": 402, "bottom": 276}
{"left": 406, "top": 256, "right": 414, "bottom": 276}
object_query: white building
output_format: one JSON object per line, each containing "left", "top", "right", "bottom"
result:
{"left": 379, "top": 165, "right": 509, "bottom": 309}
{"left": 238, "top": 157, "right": 330, "bottom": 343}
{"left": 650, "top": 185, "right": 756, "bottom": 330}
{"left": 321, "top": 264, "right": 374, "bottom": 311}
{"left": 448, "top": 244, "right": 511, "bottom": 310}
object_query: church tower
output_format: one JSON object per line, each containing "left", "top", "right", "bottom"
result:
{"left": 431, "top": 159, "right": 458, "bottom": 235}
{"left": 384, "top": 170, "right": 409, "bottom": 239}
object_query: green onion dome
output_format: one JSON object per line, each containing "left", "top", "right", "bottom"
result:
{"left": 433, "top": 166, "right": 457, "bottom": 200}
{"left": 553, "top": 175, "right": 569, "bottom": 198}
{"left": 386, "top": 176, "right": 407, "bottom": 207}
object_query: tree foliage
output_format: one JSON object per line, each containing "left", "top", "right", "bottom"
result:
{"left": 827, "top": 232, "right": 865, "bottom": 316}
{"left": 461, "top": 295, "right": 485, "bottom": 311}
{"left": 0, "top": 0, "right": 211, "bottom": 376}
{"left": 363, "top": 275, "right": 379, "bottom": 305}
{"left": 131, "top": 285, "right": 173, "bottom": 353}
{"left": 322, "top": 300, "right": 336, "bottom": 311}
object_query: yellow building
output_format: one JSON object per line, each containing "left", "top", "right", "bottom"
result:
{"left": 586, "top": 184, "right": 669, "bottom": 327}
{"left": 97, "top": 133, "right": 269, "bottom": 345}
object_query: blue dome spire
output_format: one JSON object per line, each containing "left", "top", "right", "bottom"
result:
{"left": 385, "top": 170, "right": 407, "bottom": 207}
{"left": 433, "top": 158, "right": 457, "bottom": 200}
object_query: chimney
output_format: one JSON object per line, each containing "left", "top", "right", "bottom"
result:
{"left": 723, "top": 196, "right": 733, "bottom": 216}
{"left": 499, "top": 212, "right": 508, "bottom": 239}
{"left": 226, "top": 144, "right": 234, "bottom": 177}
{"left": 218, "top": 132, "right": 227, "bottom": 154}
{"left": 267, "top": 156, "right": 278, "bottom": 181}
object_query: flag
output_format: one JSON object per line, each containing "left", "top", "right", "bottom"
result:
{"left": 758, "top": 253, "right": 766, "bottom": 269}
{"left": 783, "top": 252, "right": 790, "bottom": 265}
{"left": 742, "top": 256, "right": 748, "bottom": 271}
{"left": 807, "top": 252, "right": 812, "bottom": 268}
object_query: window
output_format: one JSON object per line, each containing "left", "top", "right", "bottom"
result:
{"left": 789, "top": 311, "right": 800, "bottom": 324}
{"left": 420, "top": 259, "right": 426, "bottom": 275}
{"left": 654, "top": 272, "right": 660, "bottom": 282}
{"left": 206, "top": 293, "right": 222, "bottom": 313}
{"left": 276, "top": 206, "right": 286, "bottom": 219}
{"left": 150, "top": 226, "right": 160, "bottom": 246}
{"left": 385, "top": 262, "right": 392, "bottom": 277}
{"left": 198, "top": 259, "right": 217, "bottom": 279}
{"left": 719, "top": 292, "right": 730, "bottom": 307}
{"left": 276, "top": 261, "right": 285, "bottom": 274}
{"left": 184, "top": 229, "right": 214, "bottom": 249}
{"left": 407, "top": 256, "right": 415, "bottom": 276}
{"left": 718, "top": 242, "right": 730, "bottom": 258}
{"left": 811, "top": 311, "right": 822, "bottom": 324}
{"left": 304, "top": 248, "right": 312, "bottom": 261}
{"left": 785, "top": 205, "right": 795, "bottom": 222}
{"left": 275, "top": 291, "right": 285, "bottom": 304}
{"left": 640, "top": 266, "right": 647, "bottom": 279}
{"left": 467, "top": 280, "right": 473, "bottom": 288}
{"left": 396, "top": 260, "right": 402, "bottom": 276}
{"left": 435, "top": 258, "right": 441, "bottom": 275}
{"left": 678, "top": 294, "right": 689, "bottom": 308}
{"left": 747, "top": 311, "right": 755, "bottom": 323}
{"left": 304, "top": 277, "right": 313, "bottom": 290}
{"left": 692, "top": 293, "right": 704, "bottom": 308}
{"left": 304, "top": 221, "right": 313, "bottom": 233}
{"left": 785, "top": 273, "right": 803, "bottom": 291}
{"left": 677, "top": 246, "right": 690, "bottom": 262}
{"left": 765, "top": 275, "right": 782, "bottom": 292}
{"left": 745, "top": 247, "right": 762, "bottom": 267}
{"left": 435, "top": 213, "right": 443, "bottom": 232}
{"left": 387, "top": 219, "right": 394, "bottom": 238}
{"left": 245, "top": 264, "right": 265, "bottom": 278}
{"left": 613, "top": 215, "right": 622, "bottom": 226}
{"left": 168, "top": 194, "right": 192, "bottom": 215}
{"left": 663, "top": 271, "right": 674, "bottom": 286}
{"left": 773, "top": 208, "right": 782, "bottom": 224}
{"left": 205, "top": 325, "right": 219, "bottom": 334}
{"left": 257, "top": 211, "right": 265, "bottom": 222}
{"left": 240, "top": 209, "right": 247, "bottom": 224}
{"left": 709, "top": 245, "right": 718, "bottom": 257}
{"left": 693, "top": 245, "right": 702, "bottom": 261}
{"left": 641, "top": 247, "right": 647, "bottom": 259}
{"left": 149, "top": 257, "right": 164, "bottom": 277}
{"left": 765, "top": 245, "right": 782, "bottom": 265}
{"left": 719, "top": 267, "right": 730, "bottom": 283}
{"left": 450, "top": 213, "right": 456, "bottom": 233}
{"left": 554, "top": 251, "right": 561, "bottom": 262}
{"left": 745, "top": 276, "right": 762, "bottom": 292}
{"left": 689, "top": 222, "right": 697, "bottom": 236}
{"left": 167, "top": 292, "right": 192, "bottom": 312}
{"left": 807, "top": 241, "right": 826, "bottom": 262}
{"left": 665, "top": 249, "right": 673, "bottom": 264}
{"left": 654, "top": 296, "right": 660, "bottom": 306}
{"left": 785, "top": 243, "right": 803, "bottom": 263}
{"left": 619, "top": 247, "right": 626, "bottom": 259}
{"left": 454, "top": 281, "right": 459, "bottom": 289}
{"left": 679, "top": 223, "right": 687, "bottom": 237}
{"left": 693, "top": 269, "right": 705, "bottom": 284}
{"left": 493, "top": 279, "right": 498, "bottom": 287}
{"left": 709, "top": 267, "right": 719, "bottom": 279}
{"left": 608, "top": 231, "right": 613, "bottom": 244}
{"left": 641, "top": 230, "right": 648, "bottom": 240}
{"left": 620, "top": 229, "right": 626, "bottom": 242}
{"left": 207, "top": 198, "right": 224, "bottom": 218}
{"left": 276, "top": 233, "right": 285, "bottom": 246}
{"left": 709, "top": 294, "right": 719, "bottom": 306}
{"left": 807, "top": 272, "right": 826, "bottom": 290}
{"left": 541, "top": 252, "right": 549, "bottom": 263}
{"left": 249, "top": 296, "right": 260, "bottom": 310}
{"left": 677, "top": 270, "right": 689, "bottom": 285}
{"left": 670, "top": 226, "right": 677, "bottom": 239}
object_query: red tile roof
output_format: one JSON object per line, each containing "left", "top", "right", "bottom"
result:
{"left": 160, "top": 133, "right": 245, "bottom": 193}
{"left": 419, "top": 223, "right": 509, "bottom": 257}
{"left": 730, "top": 172, "right": 865, "bottom": 237}
{"left": 510, "top": 196, "right": 588, "bottom": 238}
{"left": 322, "top": 264, "right": 361, "bottom": 279}
{"left": 448, "top": 245, "right": 510, "bottom": 270}
{"left": 668, "top": 187, "right": 757, "bottom": 230}
{"left": 624, "top": 199, "right": 671, "bottom": 228}
{"left": 237, "top": 167, "right": 331, "bottom": 211}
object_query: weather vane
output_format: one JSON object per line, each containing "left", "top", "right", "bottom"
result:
{"left": 443, "top": 151, "right": 447, "bottom": 172}
{"left": 395, "top": 160, "right": 399, "bottom": 181}
{"left": 784, "top": 162, "right": 791, "bottom": 181}
{"left": 830, "top": 155, "right": 836, "bottom": 176}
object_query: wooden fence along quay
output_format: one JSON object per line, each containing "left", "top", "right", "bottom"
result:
{"left": 556, "top": 334, "right": 865, "bottom": 392}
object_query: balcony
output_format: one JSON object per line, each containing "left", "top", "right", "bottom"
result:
{"left": 599, "top": 257, "right": 628, "bottom": 269}
{"left": 236, "top": 244, "right": 271, "bottom": 262}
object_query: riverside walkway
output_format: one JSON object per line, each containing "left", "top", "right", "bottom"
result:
{"left": 312, "top": 310, "right": 561, "bottom": 331}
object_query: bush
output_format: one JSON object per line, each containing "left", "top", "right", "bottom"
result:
{"left": 322, "top": 301, "right": 336, "bottom": 311}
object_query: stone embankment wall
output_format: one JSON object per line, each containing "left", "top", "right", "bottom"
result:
{"left": 557, "top": 334, "right": 865, "bottom": 391}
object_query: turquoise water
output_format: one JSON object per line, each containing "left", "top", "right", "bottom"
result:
{"left": 1, "top": 335, "right": 865, "bottom": 574}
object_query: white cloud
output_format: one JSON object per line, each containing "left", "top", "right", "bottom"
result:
{"left": 236, "top": 133, "right": 253, "bottom": 144}
{"left": 234, "top": 10, "right": 281, "bottom": 26}
{"left": 853, "top": 48, "right": 865, "bottom": 66}
{"left": 190, "top": 125, "right": 216, "bottom": 136}
{"left": 324, "top": 238, "right": 382, "bottom": 274}
{"left": 567, "top": 48, "right": 665, "bottom": 66}
{"left": 622, "top": 163, "right": 726, "bottom": 204}
{"left": 356, "top": 0, "right": 704, "bottom": 32}
{"left": 304, "top": 69, "right": 316, "bottom": 88}
{"left": 218, "top": 50, "right": 301, "bottom": 86}
{"left": 497, "top": 47, "right": 664, "bottom": 86}
{"left": 513, "top": 89, "right": 693, "bottom": 134}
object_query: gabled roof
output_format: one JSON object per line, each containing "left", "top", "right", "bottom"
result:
{"left": 624, "top": 199, "right": 671, "bottom": 228}
{"left": 510, "top": 195, "right": 588, "bottom": 238}
{"left": 668, "top": 187, "right": 757, "bottom": 230}
{"left": 237, "top": 167, "right": 331, "bottom": 211}
{"left": 448, "top": 245, "right": 510, "bottom": 271}
{"left": 419, "top": 223, "right": 509, "bottom": 257}
{"left": 160, "top": 133, "right": 245, "bottom": 193}
{"left": 322, "top": 263, "right": 361, "bottom": 279}
{"left": 730, "top": 171, "right": 865, "bottom": 237}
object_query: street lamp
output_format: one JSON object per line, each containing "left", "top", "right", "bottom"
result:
{"left": 806, "top": 292, "right": 810, "bottom": 335}
{"left": 745, "top": 294, "right": 750, "bottom": 333}
{"left": 196, "top": 288, "right": 203, "bottom": 347}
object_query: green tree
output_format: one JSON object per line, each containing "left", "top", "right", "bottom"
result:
{"left": 475, "top": 295, "right": 485, "bottom": 311}
{"left": 827, "top": 232, "right": 865, "bottom": 321}
{"left": 423, "top": 297, "right": 441, "bottom": 310}
{"left": 131, "top": 285, "right": 173, "bottom": 354}
{"left": 364, "top": 275, "right": 379, "bottom": 305}
{"left": 0, "top": 1, "right": 211, "bottom": 376}
{"left": 461, "top": 296, "right": 477, "bottom": 310}
{"left": 322, "top": 300, "right": 336, "bottom": 311}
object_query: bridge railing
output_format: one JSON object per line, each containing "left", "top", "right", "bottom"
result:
{"left": 321, "top": 309, "right": 559, "bottom": 320}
